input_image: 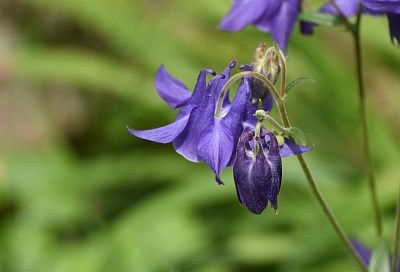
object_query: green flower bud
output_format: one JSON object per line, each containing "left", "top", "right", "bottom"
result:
{"left": 250, "top": 42, "right": 281, "bottom": 101}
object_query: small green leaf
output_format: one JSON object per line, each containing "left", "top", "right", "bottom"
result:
{"left": 286, "top": 127, "right": 306, "bottom": 146}
{"left": 299, "top": 12, "right": 344, "bottom": 27}
{"left": 285, "top": 77, "right": 315, "bottom": 95}
{"left": 369, "top": 239, "right": 391, "bottom": 272}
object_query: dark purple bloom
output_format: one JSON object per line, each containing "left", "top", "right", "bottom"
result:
{"left": 233, "top": 127, "right": 282, "bottom": 214}
{"left": 129, "top": 61, "right": 250, "bottom": 184}
{"left": 318, "top": 0, "right": 400, "bottom": 43}
{"left": 219, "top": 0, "right": 301, "bottom": 53}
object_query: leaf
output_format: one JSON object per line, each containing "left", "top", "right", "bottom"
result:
{"left": 299, "top": 12, "right": 344, "bottom": 27}
{"left": 287, "top": 127, "right": 306, "bottom": 146}
{"left": 285, "top": 77, "right": 315, "bottom": 95}
{"left": 369, "top": 239, "right": 391, "bottom": 272}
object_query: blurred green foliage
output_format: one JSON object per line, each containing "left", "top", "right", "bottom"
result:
{"left": 0, "top": 0, "right": 399, "bottom": 271}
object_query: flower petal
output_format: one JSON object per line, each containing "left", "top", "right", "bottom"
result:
{"left": 270, "top": 0, "right": 300, "bottom": 53}
{"left": 154, "top": 65, "right": 191, "bottom": 109}
{"left": 226, "top": 79, "right": 251, "bottom": 165}
{"left": 265, "top": 133, "right": 282, "bottom": 211}
{"left": 320, "top": 0, "right": 360, "bottom": 17}
{"left": 388, "top": 12, "right": 400, "bottom": 44}
{"left": 197, "top": 77, "right": 249, "bottom": 183}
{"left": 173, "top": 75, "right": 223, "bottom": 162}
{"left": 300, "top": 21, "right": 314, "bottom": 35}
{"left": 253, "top": 2, "right": 282, "bottom": 31}
{"left": 280, "top": 138, "right": 313, "bottom": 157}
{"left": 188, "top": 69, "right": 216, "bottom": 107}
{"left": 362, "top": 0, "right": 400, "bottom": 13}
{"left": 215, "top": 60, "right": 237, "bottom": 114}
{"left": 127, "top": 112, "right": 191, "bottom": 144}
{"left": 233, "top": 129, "right": 271, "bottom": 214}
{"left": 219, "top": 0, "right": 271, "bottom": 31}
{"left": 197, "top": 119, "right": 234, "bottom": 185}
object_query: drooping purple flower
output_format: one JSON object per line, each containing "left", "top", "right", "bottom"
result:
{"left": 233, "top": 127, "right": 282, "bottom": 214}
{"left": 317, "top": 0, "right": 400, "bottom": 43}
{"left": 128, "top": 61, "right": 250, "bottom": 184}
{"left": 219, "top": 0, "right": 301, "bottom": 53}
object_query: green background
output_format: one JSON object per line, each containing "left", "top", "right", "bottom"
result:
{"left": 0, "top": 0, "right": 399, "bottom": 271}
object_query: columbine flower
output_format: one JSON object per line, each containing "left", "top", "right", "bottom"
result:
{"left": 318, "top": 0, "right": 400, "bottom": 43}
{"left": 128, "top": 61, "right": 250, "bottom": 184}
{"left": 219, "top": 0, "right": 301, "bottom": 53}
{"left": 128, "top": 51, "right": 312, "bottom": 213}
{"left": 233, "top": 127, "right": 282, "bottom": 214}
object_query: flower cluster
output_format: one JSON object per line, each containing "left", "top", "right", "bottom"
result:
{"left": 128, "top": 44, "right": 311, "bottom": 214}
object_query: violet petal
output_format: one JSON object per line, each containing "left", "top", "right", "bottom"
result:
{"left": 154, "top": 65, "right": 191, "bottom": 109}
{"left": 219, "top": 0, "right": 270, "bottom": 32}
{"left": 270, "top": 0, "right": 300, "bottom": 53}
{"left": 127, "top": 112, "right": 191, "bottom": 144}
{"left": 233, "top": 129, "right": 271, "bottom": 214}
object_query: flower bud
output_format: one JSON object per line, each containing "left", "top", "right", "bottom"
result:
{"left": 250, "top": 42, "right": 280, "bottom": 101}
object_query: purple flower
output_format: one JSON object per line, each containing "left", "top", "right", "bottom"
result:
{"left": 129, "top": 61, "right": 250, "bottom": 184}
{"left": 233, "top": 127, "right": 282, "bottom": 214}
{"left": 219, "top": 0, "right": 301, "bottom": 53}
{"left": 128, "top": 59, "right": 312, "bottom": 213}
{"left": 318, "top": 0, "right": 400, "bottom": 43}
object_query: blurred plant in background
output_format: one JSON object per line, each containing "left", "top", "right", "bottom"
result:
{"left": 0, "top": 0, "right": 399, "bottom": 271}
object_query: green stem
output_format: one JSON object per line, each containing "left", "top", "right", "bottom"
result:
{"left": 277, "top": 102, "right": 368, "bottom": 272}
{"left": 274, "top": 42, "right": 287, "bottom": 97}
{"left": 331, "top": 0, "right": 383, "bottom": 237}
{"left": 392, "top": 183, "right": 400, "bottom": 272}
{"left": 353, "top": 5, "right": 383, "bottom": 236}
{"left": 263, "top": 114, "right": 290, "bottom": 134}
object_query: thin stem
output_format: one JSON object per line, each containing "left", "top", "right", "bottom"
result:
{"left": 352, "top": 6, "right": 383, "bottom": 236}
{"left": 263, "top": 114, "right": 290, "bottom": 134}
{"left": 278, "top": 102, "right": 369, "bottom": 272}
{"left": 274, "top": 42, "right": 287, "bottom": 97}
{"left": 392, "top": 183, "right": 400, "bottom": 272}
{"left": 331, "top": 0, "right": 383, "bottom": 236}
